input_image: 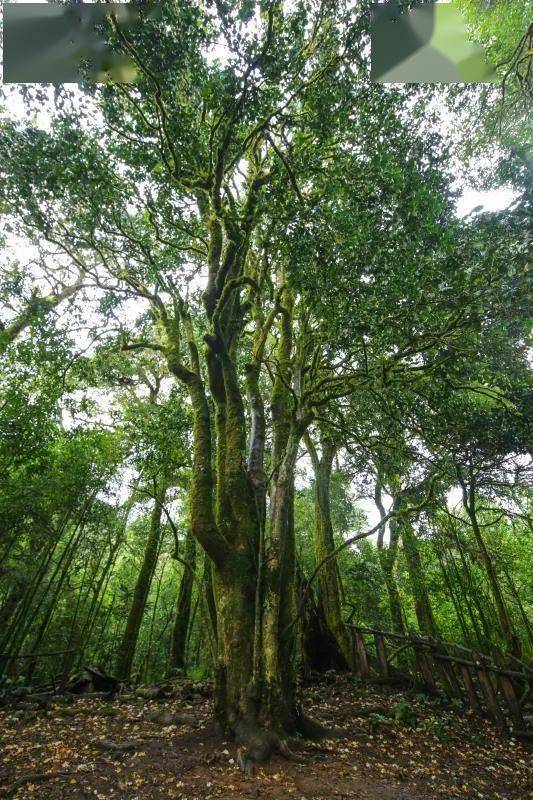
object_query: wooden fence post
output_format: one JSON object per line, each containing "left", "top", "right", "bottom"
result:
{"left": 414, "top": 642, "right": 438, "bottom": 692}
{"left": 475, "top": 661, "right": 506, "bottom": 730}
{"left": 374, "top": 632, "right": 389, "bottom": 678}
{"left": 432, "top": 646, "right": 463, "bottom": 699}
{"left": 459, "top": 663, "right": 480, "bottom": 713}
{"left": 354, "top": 630, "right": 370, "bottom": 678}
{"left": 497, "top": 673, "right": 525, "bottom": 730}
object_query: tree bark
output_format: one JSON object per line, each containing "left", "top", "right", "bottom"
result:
{"left": 400, "top": 520, "right": 439, "bottom": 638}
{"left": 459, "top": 466, "right": 521, "bottom": 657}
{"left": 115, "top": 484, "right": 167, "bottom": 681}
{"left": 169, "top": 531, "right": 196, "bottom": 672}
{"left": 374, "top": 480, "right": 406, "bottom": 637}
{"left": 162, "top": 211, "right": 320, "bottom": 765}
{"left": 305, "top": 433, "right": 353, "bottom": 669}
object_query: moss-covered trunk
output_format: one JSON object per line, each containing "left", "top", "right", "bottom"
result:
{"left": 262, "top": 428, "right": 300, "bottom": 728}
{"left": 115, "top": 485, "right": 166, "bottom": 681}
{"left": 213, "top": 554, "right": 257, "bottom": 731}
{"left": 162, "top": 204, "right": 318, "bottom": 763}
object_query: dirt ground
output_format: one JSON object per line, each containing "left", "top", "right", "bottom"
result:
{"left": 1, "top": 675, "right": 531, "bottom": 800}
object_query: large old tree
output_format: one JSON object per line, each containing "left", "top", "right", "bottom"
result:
{"left": 1, "top": 0, "right": 530, "bottom": 769}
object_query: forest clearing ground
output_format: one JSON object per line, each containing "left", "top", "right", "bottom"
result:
{"left": 0, "top": 675, "right": 530, "bottom": 800}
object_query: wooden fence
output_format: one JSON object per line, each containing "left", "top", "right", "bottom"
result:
{"left": 347, "top": 625, "right": 533, "bottom": 739}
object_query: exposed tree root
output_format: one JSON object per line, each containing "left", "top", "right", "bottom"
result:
{"left": 235, "top": 725, "right": 307, "bottom": 776}
{"left": 295, "top": 711, "right": 346, "bottom": 740}
{"left": 0, "top": 771, "right": 73, "bottom": 798}
{"left": 233, "top": 710, "right": 345, "bottom": 775}
{"left": 145, "top": 710, "right": 197, "bottom": 726}
{"left": 92, "top": 738, "right": 140, "bottom": 753}
{"left": 277, "top": 738, "right": 307, "bottom": 764}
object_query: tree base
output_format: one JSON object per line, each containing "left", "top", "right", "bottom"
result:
{"left": 234, "top": 711, "right": 346, "bottom": 774}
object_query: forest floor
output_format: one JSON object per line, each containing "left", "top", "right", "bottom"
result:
{"left": 0, "top": 674, "right": 531, "bottom": 800}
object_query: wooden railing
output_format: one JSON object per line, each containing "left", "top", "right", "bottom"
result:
{"left": 347, "top": 625, "right": 533, "bottom": 738}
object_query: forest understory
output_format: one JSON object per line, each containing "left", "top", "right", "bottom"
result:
{"left": 1, "top": 675, "right": 531, "bottom": 800}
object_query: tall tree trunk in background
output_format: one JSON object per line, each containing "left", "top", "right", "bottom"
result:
{"left": 0, "top": 515, "right": 52, "bottom": 646}
{"left": 500, "top": 561, "right": 533, "bottom": 649}
{"left": 25, "top": 520, "right": 88, "bottom": 683}
{"left": 374, "top": 480, "right": 405, "bottom": 636}
{"left": 115, "top": 483, "right": 167, "bottom": 681}
{"left": 458, "top": 466, "right": 521, "bottom": 657}
{"left": 381, "top": 521, "right": 406, "bottom": 637}
{"left": 1, "top": 498, "right": 92, "bottom": 678}
{"left": 0, "top": 506, "right": 77, "bottom": 660}
{"left": 142, "top": 555, "right": 169, "bottom": 683}
{"left": 399, "top": 520, "right": 439, "bottom": 638}
{"left": 305, "top": 433, "right": 353, "bottom": 669}
{"left": 75, "top": 481, "right": 139, "bottom": 671}
{"left": 446, "top": 520, "right": 493, "bottom": 649}
{"left": 435, "top": 545, "right": 473, "bottom": 646}
{"left": 169, "top": 530, "right": 197, "bottom": 672}
{"left": 297, "top": 563, "right": 346, "bottom": 673}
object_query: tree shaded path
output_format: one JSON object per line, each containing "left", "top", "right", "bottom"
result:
{"left": 1, "top": 676, "right": 531, "bottom": 800}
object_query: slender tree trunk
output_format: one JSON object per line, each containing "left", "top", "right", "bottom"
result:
{"left": 374, "top": 481, "right": 405, "bottom": 636}
{"left": 400, "top": 521, "right": 439, "bottom": 637}
{"left": 142, "top": 555, "right": 168, "bottom": 683}
{"left": 25, "top": 521, "right": 87, "bottom": 683}
{"left": 500, "top": 561, "right": 533, "bottom": 648}
{"left": 2, "top": 499, "right": 92, "bottom": 677}
{"left": 305, "top": 434, "right": 353, "bottom": 669}
{"left": 75, "top": 487, "right": 138, "bottom": 670}
{"left": 115, "top": 484, "right": 167, "bottom": 681}
{"left": 435, "top": 545, "right": 473, "bottom": 646}
{"left": 447, "top": 522, "right": 492, "bottom": 648}
{"left": 59, "top": 554, "right": 93, "bottom": 681}
{"left": 169, "top": 531, "right": 196, "bottom": 672}
{"left": 0, "top": 508, "right": 75, "bottom": 656}
{"left": 459, "top": 467, "right": 521, "bottom": 657}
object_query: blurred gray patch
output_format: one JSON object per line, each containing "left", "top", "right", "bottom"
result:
{"left": 3, "top": 3, "right": 147, "bottom": 83}
{"left": 371, "top": 2, "right": 435, "bottom": 81}
{"left": 371, "top": 1, "right": 498, "bottom": 84}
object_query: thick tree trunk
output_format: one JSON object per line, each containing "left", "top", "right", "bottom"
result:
{"left": 169, "top": 531, "right": 196, "bottom": 672}
{"left": 262, "top": 426, "right": 300, "bottom": 729}
{"left": 115, "top": 485, "right": 167, "bottom": 681}
{"left": 165, "top": 269, "right": 318, "bottom": 766}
